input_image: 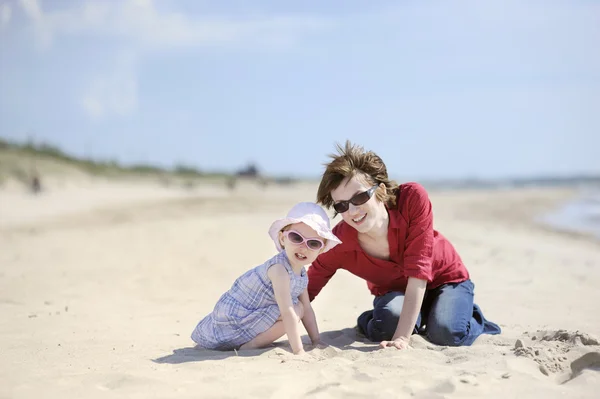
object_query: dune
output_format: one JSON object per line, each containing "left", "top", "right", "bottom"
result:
{"left": 0, "top": 178, "right": 598, "bottom": 398}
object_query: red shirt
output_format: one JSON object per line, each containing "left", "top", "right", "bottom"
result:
{"left": 307, "top": 182, "right": 469, "bottom": 301}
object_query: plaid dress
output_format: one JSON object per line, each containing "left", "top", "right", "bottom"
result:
{"left": 191, "top": 251, "right": 308, "bottom": 350}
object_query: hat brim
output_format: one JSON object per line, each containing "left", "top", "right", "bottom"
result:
{"left": 268, "top": 217, "right": 342, "bottom": 253}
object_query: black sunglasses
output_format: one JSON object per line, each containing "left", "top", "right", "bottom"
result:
{"left": 333, "top": 185, "right": 379, "bottom": 214}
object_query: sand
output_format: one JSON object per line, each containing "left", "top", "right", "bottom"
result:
{"left": 1, "top": 179, "right": 599, "bottom": 398}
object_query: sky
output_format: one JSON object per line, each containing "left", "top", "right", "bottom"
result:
{"left": 0, "top": 0, "right": 599, "bottom": 180}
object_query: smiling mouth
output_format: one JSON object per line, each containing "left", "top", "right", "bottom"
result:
{"left": 352, "top": 214, "right": 366, "bottom": 224}
{"left": 295, "top": 253, "right": 307, "bottom": 261}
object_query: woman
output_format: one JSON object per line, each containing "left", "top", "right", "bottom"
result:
{"left": 307, "top": 141, "right": 501, "bottom": 349}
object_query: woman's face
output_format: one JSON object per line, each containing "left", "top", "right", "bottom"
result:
{"left": 330, "top": 175, "right": 386, "bottom": 234}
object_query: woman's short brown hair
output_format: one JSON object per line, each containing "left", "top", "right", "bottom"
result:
{"left": 316, "top": 140, "right": 398, "bottom": 210}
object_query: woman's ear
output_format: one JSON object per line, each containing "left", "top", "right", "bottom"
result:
{"left": 278, "top": 231, "right": 285, "bottom": 249}
{"left": 375, "top": 182, "right": 387, "bottom": 203}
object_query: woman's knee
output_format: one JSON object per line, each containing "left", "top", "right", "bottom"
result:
{"left": 369, "top": 308, "right": 400, "bottom": 341}
{"left": 425, "top": 282, "right": 475, "bottom": 346}
{"left": 426, "top": 319, "right": 468, "bottom": 346}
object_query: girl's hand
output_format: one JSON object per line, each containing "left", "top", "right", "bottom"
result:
{"left": 379, "top": 336, "right": 410, "bottom": 350}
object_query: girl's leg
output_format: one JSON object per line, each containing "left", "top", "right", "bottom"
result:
{"left": 425, "top": 279, "right": 501, "bottom": 346}
{"left": 239, "top": 301, "right": 304, "bottom": 350}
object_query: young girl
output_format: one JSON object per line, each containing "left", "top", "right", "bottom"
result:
{"left": 190, "top": 202, "right": 342, "bottom": 355}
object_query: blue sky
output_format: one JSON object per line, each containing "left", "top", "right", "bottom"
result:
{"left": 1, "top": 0, "right": 599, "bottom": 180}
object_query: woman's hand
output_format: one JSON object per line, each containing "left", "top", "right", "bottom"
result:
{"left": 379, "top": 336, "right": 410, "bottom": 350}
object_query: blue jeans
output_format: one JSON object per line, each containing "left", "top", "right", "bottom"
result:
{"left": 357, "top": 279, "right": 501, "bottom": 346}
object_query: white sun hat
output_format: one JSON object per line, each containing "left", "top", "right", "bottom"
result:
{"left": 268, "top": 202, "right": 342, "bottom": 253}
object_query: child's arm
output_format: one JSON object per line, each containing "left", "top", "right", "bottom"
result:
{"left": 299, "top": 288, "right": 320, "bottom": 345}
{"left": 267, "top": 264, "right": 304, "bottom": 354}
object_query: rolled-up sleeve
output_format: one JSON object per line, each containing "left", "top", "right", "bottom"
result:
{"left": 402, "top": 184, "right": 434, "bottom": 282}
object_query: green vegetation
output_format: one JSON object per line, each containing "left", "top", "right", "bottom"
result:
{"left": 0, "top": 137, "right": 232, "bottom": 185}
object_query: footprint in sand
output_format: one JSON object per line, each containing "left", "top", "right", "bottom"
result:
{"left": 321, "top": 327, "right": 367, "bottom": 346}
{"left": 531, "top": 329, "right": 600, "bottom": 346}
{"left": 351, "top": 367, "right": 375, "bottom": 383}
{"left": 571, "top": 351, "right": 600, "bottom": 373}
{"left": 410, "top": 378, "right": 461, "bottom": 399}
{"left": 559, "top": 351, "right": 600, "bottom": 385}
{"left": 513, "top": 329, "right": 600, "bottom": 378}
{"left": 304, "top": 382, "right": 342, "bottom": 396}
{"left": 96, "top": 374, "right": 147, "bottom": 391}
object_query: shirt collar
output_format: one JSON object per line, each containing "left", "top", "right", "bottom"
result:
{"left": 333, "top": 206, "right": 401, "bottom": 254}
{"left": 386, "top": 204, "right": 403, "bottom": 229}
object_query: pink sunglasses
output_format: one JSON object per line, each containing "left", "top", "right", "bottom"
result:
{"left": 283, "top": 229, "right": 325, "bottom": 251}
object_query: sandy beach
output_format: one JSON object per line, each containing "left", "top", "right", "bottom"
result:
{"left": 1, "top": 178, "right": 599, "bottom": 399}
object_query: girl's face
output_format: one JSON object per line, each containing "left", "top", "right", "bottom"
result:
{"left": 279, "top": 222, "right": 325, "bottom": 266}
{"left": 330, "top": 174, "right": 386, "bottom": 234}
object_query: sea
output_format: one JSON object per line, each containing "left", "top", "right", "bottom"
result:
{"left": 539, "top": 187, "right": 600, "bottom": 240}
{"left": 423, "top": 178, "right": 600, "bottom": 241}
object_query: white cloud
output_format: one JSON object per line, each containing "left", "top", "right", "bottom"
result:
{"left": 0, "top": 3, "right": 11, "bottom": 29}
{"left": 16, "top": 0, "right": 597, "bottom": 122}
{"left": 15, "top": 0, "right": 331, "bottom": 120}
{"left": 18, "top": 0, "right": 42, "bottom": 21}
{"left": 81, "top": 52, "right": 138, "bottom": 119}
{"left": 17, "top": 0, "right": 54, "bottom": 49}
{"left": 17, "top": 0, "right": 331, "bottom": 51}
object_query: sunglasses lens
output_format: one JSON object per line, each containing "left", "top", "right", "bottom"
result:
{"left": 333, "top": 202, "right": 349, "bottom": 213}
{"left": 307, "top": 240, "right": 323, "bottom": 250}
{"left": 351, "top": 191, "right": 371, "bottom": 206}
{"left": 287, "top": 231, "right": 303, "bottom": 244}
{"left": 333, "top": 187, "right": 374, "bottom": 213}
